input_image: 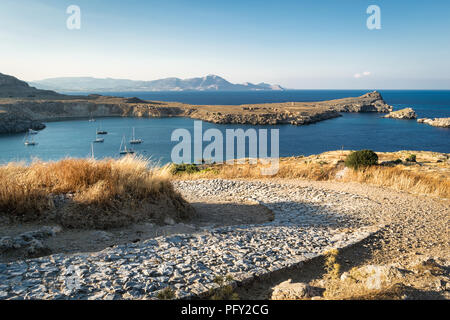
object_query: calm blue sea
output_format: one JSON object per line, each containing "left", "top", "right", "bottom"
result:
{"left": 0, "top": 90, "right": 449, "bottom": 164}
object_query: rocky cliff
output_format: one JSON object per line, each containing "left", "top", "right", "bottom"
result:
{"left": 327, "top": 91, "right": 393, "bottom": 113}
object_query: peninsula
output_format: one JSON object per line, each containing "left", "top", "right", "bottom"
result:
{"left": 0, "top": 73, "right": 392, "bottom": 134}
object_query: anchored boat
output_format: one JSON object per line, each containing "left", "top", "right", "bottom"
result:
{"left": 96, "top": 122, "right": 107, "bottom": 135}
{"left": 119, "top": 135, "right": 135, "bottom": 155}
{"left": 129, "top": 127, "right": 143, "bottom": 144}
{"left": 24, "top": 131, "right": 38, "bottom": 146}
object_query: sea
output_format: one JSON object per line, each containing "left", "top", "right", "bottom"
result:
{"left": 0, "top": 90, "right": 449, "bottom": 164}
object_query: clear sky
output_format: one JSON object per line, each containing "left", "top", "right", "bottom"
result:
{"left": 0, "top": 0, "right": 449, "bottom": 89}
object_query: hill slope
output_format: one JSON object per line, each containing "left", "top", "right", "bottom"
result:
{"left": 0, "top": 73, "right": 61, "bottom": 98}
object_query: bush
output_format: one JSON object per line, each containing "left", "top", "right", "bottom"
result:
{"left": 170, "top": 163, "right": 200, "bottom": 175}
{"left": 345, "top": 150, "right": 378, "bottom": 169}
{"left": 406, "top": 154, "right": 416, "bottom": 162}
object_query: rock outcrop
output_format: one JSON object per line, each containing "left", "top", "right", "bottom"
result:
{"left": 417, "top": 117, "right": 450, "bottom": 128}
{"left": 383, "top": 108, "right": 417, "bottom": 120}
{"left": 0, "top": 106, "right": 46, "bottom": 133}
{"left": 329, "top": 91, "right": 393, "bottom": 113}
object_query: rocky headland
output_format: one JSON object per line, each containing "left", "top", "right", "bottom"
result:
{"left": 0, "top": 73, "right": 393, "bottom": 134}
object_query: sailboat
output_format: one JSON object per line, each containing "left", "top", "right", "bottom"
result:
{"left": 28, "top": 128, "right": 39, "bottom": 135}
{"left": 129, "top": 127, "right": 143, "bottom": 144}
{"left": 90, "top": 142, "right": 95, "bottom": 159}
{"left": 88, "top": 112, "right": 96, "bottom": 122}
{"left": 24, "top": 131, "right": 38, "bottom": 146}
{"left": 119, "top": 135, "right": 135, "bottom": 155}
{"left": 96, "top": 122, "right": 107, "bottom": 135}
{"left": 93, "top": 133, "right": 104, "bottom": 143}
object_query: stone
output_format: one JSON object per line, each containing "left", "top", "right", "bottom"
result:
{"left": 271, "top": 279, "right": 317, "bottom": 300}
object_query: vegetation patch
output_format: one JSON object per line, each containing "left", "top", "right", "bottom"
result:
{"left": 345, "top": 150, "right": 379, "bottom": 169}
{"left": 0, "top": 156, "right": 195, "bottom": 229}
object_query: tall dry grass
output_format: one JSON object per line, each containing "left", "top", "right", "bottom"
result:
{"left": 170, "top": 160, "right": 450, "bottom": 198}
{"left": 0, "top": 156, "right": 194, "bottom": 228}
{"left": 343, "top": 166, "right": 450, "bottom": 198}
{"left": 173, "top": 161, "right": 338, "bottom": 181}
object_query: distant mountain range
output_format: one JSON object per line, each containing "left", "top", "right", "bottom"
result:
{"left": 30, "top": 75, "right": 284, "bottom": 92}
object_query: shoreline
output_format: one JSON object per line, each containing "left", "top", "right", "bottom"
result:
{"left": 0, "top": 91, "right": 392, "bottom": 134}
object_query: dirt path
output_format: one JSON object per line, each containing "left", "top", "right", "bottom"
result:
{"left": 234, "top": 178, "right": 449, "bottom": 300}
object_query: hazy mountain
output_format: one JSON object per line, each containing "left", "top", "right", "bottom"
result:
{"left": 30, "top": 75, "right": 284, "bottom": 92}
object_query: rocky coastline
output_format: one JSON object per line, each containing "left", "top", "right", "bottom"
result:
{"left": 0, "top": 72, "right": 395, "bottom": 134}
{"left": 0, "top": 92, "right": 392, "bottom": 134}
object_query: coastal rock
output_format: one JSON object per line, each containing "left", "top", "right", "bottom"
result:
{"left": 330, "top": 91, "right": 393, "bottom": 113}
{"left": 417, "top": 117, "right": 450, "bottom": 128}
{"left": 0, "top": 106, "right": 46, "bottom": 134}
{"left": 383, "top": 108, "right": 417, "bottom": 120}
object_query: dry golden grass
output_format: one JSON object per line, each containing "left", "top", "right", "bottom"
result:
{"left": 342, "top": 165, "right": 450, "bottom": 198}
{"left": 0, "top": 156, "right": 194, "bottom": 228}
{"left": 172, "top": 160, "right": 338, "bottom": 181}
{"left": 323, "top": 280, "right": 407, "bottom": 300}
{"left": 171, "top": 151, "right": 450, "bottom": 199}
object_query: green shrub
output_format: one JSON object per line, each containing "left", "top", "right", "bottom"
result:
{"left": 170, "top": 163, "right": 200, "bottom": 175}
{"left": 393, "top": 159, "right": 403, "bottom": 164}
{"left": 156, "top": 287, "right": 175, "bottom": 300}
{"left": 211, "top": 275, "right": 239, "bottom": 300}
{"left": 345, "top": 150, "right": 378, "bottom": 169}
{"left": 406, "top": 154, "right": 416, "bottom": 162}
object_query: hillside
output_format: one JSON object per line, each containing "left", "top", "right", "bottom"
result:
{"left": 0, "top": 73, "right": 62, "bottom": 98}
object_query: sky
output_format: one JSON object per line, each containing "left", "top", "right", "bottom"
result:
{"left": 0, "top": 0, "right": 449, "bottom": 89}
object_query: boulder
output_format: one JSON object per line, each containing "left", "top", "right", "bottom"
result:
{"left": 340, "top": 264, "right": 405, "bottom": 290}
{"left": 271, "top": 279, "right": 320, "bottom": 300}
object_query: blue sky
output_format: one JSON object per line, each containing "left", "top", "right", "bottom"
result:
{"left": 0, "top": 0, "right": 449, "bottom": 89}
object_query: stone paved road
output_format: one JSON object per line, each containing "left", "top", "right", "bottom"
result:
{"left": 0, "top": 180, "right": 383, "bottom": 300}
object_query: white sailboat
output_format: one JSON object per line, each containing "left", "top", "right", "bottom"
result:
{"left": 129, "top": 127, "right": 143, "bottom": 144}
{"left": 88, "top": 112, "right": 96, "bottom": 122}
{"left": 119, "top": 135, "right": 135, "bottom": 155}
{"left": 24, "top": 131, "right": 38, "bottom": 146}
{"left": 96, "top": 121, "right": 107, "bottom": 135}
{"left": 90, "top": 142, "right": 95, "bottom": 159}
{"left": 93, "top": 132, "right": 104, "bottom": 143}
